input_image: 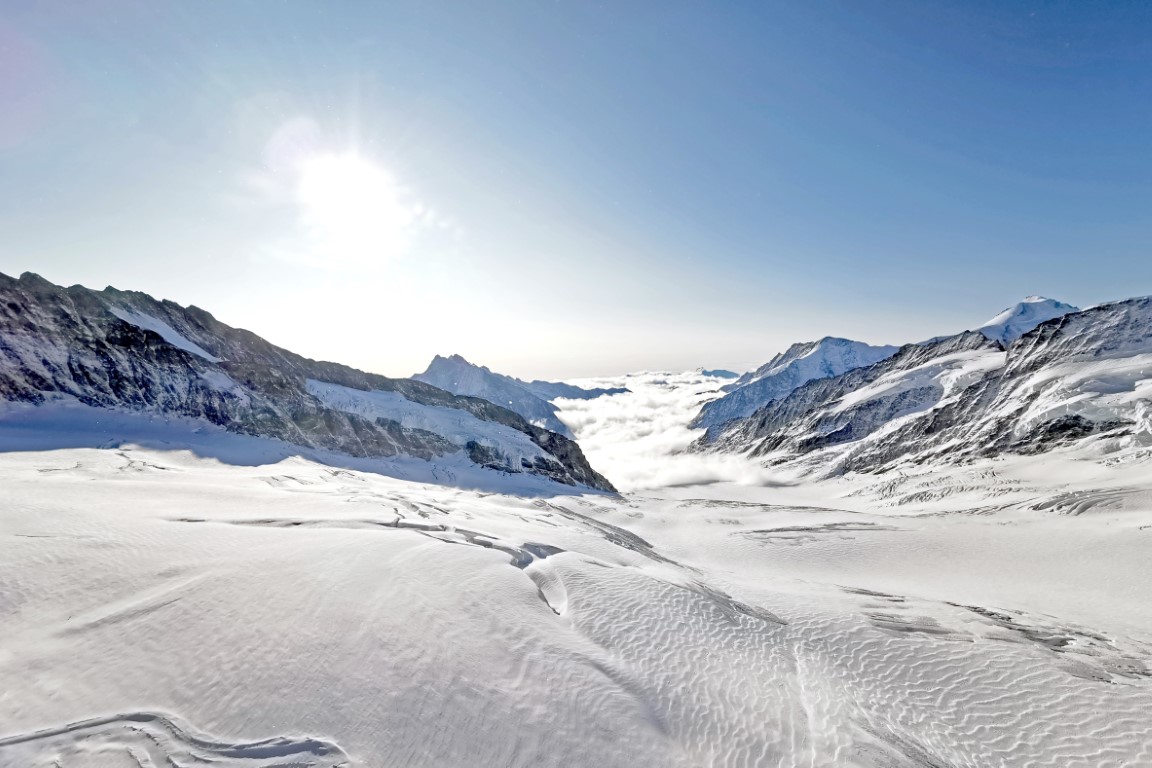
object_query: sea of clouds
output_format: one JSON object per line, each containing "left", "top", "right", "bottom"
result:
{"left": 554, "top": 371, "right": 788, "bottom": 492}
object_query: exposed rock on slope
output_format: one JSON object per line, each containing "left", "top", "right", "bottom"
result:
{"left": 0, "top": 272, "right": 615, "bottom": 491}
{"left": 413, "top": 354, "right": 628, "bottom": 436}
{"left": 696, "top": 297, "right": 1152, "bottom": 474}
{"left": 692, "top": 337, "right": 900, "bottom": 432}
{"left": 697, "top": 332, "right": 1004, "bottom": 456}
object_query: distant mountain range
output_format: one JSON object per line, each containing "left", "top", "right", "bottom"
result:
{"left": 693, "top": 295, "right": 1152, "bottom": 474}
{"left": 414, "top": 354, "right": 628, "bottom": 437}
{"left": 692, "top": 338, "right": 901, "bottom": 434}
{"left": 0, "top": 272, "right": 615, "bottom": 491}
{"left": 4, "top": 271, "right": 1144, "bottom": 485}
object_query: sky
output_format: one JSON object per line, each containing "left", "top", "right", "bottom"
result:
{"left": 2, "top": 1, "right": 1152, "bottom": 379}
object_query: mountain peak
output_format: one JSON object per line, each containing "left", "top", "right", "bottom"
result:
{"left": 979, "top": 297, "right": 1080, "bottom": 344}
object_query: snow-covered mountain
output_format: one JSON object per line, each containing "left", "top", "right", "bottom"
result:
{"left": 696, "top": 296, "right": 1152, "bottom": 474}
{"left": 0, "top": 272, "right": 615, "bottom": 491}
{"left": 698, "top": 368, "right": 739, "bottom": 379}
{"left": 978, "top": 295, "right": 1080, "bottom": 343}
{"left": 521, "top": 378, "right": 630, "bottom": 401}
{"left": 414, "top": 354, "right": 574, "bottom": 436}
{"left": 413, "top": 354, "right": 628, "bottom": 436}
{"left": 691, "top": 338, "right": 900, "bottom": 433}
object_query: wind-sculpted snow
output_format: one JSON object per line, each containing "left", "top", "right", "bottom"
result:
{"left": 4, "top": 290, "right": 1152, "bottom": 766}
{"left": 0, "top": 712, "right": 349, "bottom": 767}
{"left": 3, "top": 440, "right": 1151, "bottom": 766}
{"left": 0, "top": 271, "right": 613, "bottom": 490}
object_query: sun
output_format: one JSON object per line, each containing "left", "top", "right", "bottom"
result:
{"left": 295, "top": 152, "right": 417, "bottom": 266}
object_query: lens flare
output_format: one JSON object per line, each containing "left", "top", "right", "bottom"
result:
{"left": 296, "top": 152, "right": 416, "bottom": 266}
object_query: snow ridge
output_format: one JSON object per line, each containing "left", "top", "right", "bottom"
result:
{"left": 0, "top": 272, "right": 615, "bottom": 491}
{"left": 692, "top": 337, "right": 900, "bottom": 431}
{"left": 697, "top": 296, "right": 1152, "bottom": 474}
{"left": 978, "top": 296, "right": 1080, "bottom": 344}
{"left": 413, "top": 354, "right": 628, "bottom": 436}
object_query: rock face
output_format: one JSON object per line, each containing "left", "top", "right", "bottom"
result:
{"left": 695, "top": 297, "right": 1152, "bottom": 475}
{"left": 0, "top": 272, "right": 615, "bottom": 491}
{"left": 413, "top": 354, "right": 573, "bottom": 436}
{"left": 691, "top": 338, "right": 900, "bottom": 433}
{"left": 413, "top": 354, "right": 628, "bottom": 436}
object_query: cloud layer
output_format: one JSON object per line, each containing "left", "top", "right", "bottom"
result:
{"left": 555, "top": 371, "right": 787, "bottom": 492}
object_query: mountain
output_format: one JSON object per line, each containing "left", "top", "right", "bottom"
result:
{"left": 978, "top": 296, "right": 1080, "bottom": 344}
{"left": 691, "top": 338, "right": 900, "bottom": 433}
{"left": 413, "top": 354, "right": 574, "bottom": 436}
{"left": 694, "top": 296, "right": 1152, "bottom": 474}
{"left": 520, "top": 379, "right": 630, "bottom": 401}
{"left": 413, "top": 354, "right": 629, "bottom": 434}
{"left": 0, "top": 272, "right": 615, "bottom": 491}
{"left": 698, "top": 368, "right": 740, "bottom": 379}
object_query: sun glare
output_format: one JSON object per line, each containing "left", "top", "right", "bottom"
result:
{"left": 295, "top": 152, "right": 416, "bottom": 266}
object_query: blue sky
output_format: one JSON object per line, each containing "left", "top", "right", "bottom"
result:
{"left": 2, "top": 1, "right": 1151, "bottom": 378}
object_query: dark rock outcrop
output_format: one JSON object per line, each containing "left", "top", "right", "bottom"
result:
{"left": 696, "top": 298, "right": 1152, "bottom": 474}
{"left": 0, "top": 272, "right": 615, "bottom": 491}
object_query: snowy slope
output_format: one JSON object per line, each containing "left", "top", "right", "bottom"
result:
{"left": 979, "top": 295, "right": 1080, "bottom": 344}
{"left": 4, "top": 289, "right": 1152, "bottom": 767}
{"left": 697, "top": 332, "right": 1005, "bottom": 458}
{"left": 4, "top": 383, "right": 1152, "bottom": 767}
{"left": 308, "top": 379, "right": 561, "bottom": 474}
{"left": 413, "top": 354, "right": 575, "bottom": 435}
{"left": 692, "top": 338, "right": 900, "bottom": 431}
{"left": 698, "top": 296, "right": 1152, "bottom": 475}
{"left": 0, "top": 272, "right": 614, "bottom": 490}
{"left": 413, "top": 354, "right": 627, "bottom": 437}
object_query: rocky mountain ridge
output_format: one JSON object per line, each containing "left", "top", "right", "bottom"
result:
{"left": 695, "top": 296, "right": 1152, "bottom": 475}
{"left": 413, "top": 353, "right": 628, "bottom": 436}
{"left": 692, "top": 337, "right": 901, "bottom": 432}
{"left": 0, "top": 272, "right": 615, "bottom": 491}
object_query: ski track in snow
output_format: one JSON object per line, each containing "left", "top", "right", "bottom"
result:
{"left": 2, "top": 372, "right": 1152, "bottom": 766}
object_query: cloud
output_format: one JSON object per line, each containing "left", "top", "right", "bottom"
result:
{"left": 555, "top": 371, "right": 789, "bottom": 492}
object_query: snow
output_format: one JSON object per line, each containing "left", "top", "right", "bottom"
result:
{"left": 978, "top": 296, "right": 1080, "bottom": 344}
{"left": 307, "top": 378, "right": 549, "bottom": 463}
{"left": 108, "top": 307, "right": 222, "bottom": 362}
{"left": 832, "top": 347, "right": 1005, "bottom": 413}
{"left": 696, "top": 338, "right": 900, "bottom": 430}
{"left": 412, "top": 354, "right": 573, "bottom": 436}
{"left": 1003, "top": 353, "right": 1152, "bottom": 439}
{"left": 3, "top": 373, "right": 1152, "bottom": 767}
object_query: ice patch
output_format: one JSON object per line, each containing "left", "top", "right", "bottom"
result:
{"left": 307, "top": 379, "right": 546, "bottom": 462}
{"left": 108, "top": 307, "right": 221, "bottom": 362}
